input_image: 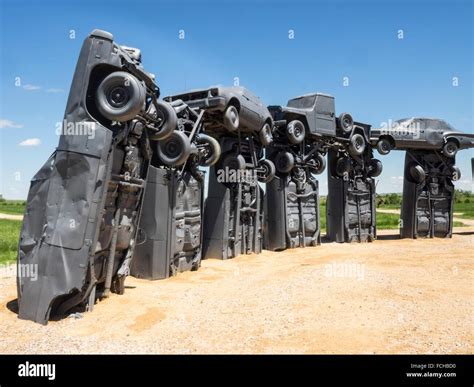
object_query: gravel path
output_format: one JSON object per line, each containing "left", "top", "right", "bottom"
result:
{"left": 0, "top": 228, "right": 472, "bottom": 354}
{"left": 377, "top": 208, "right": 474, "bottom": 227}
{"left": 0, "top": 213, "right": 23, "bottom": 220}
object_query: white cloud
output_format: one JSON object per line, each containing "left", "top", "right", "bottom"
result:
{"left": 45, "top": 88, "right": 64, "bottom": 93}
{"left": 0, "top": 119, "right": 23, "bottom": 129}
{"left": 18, "top": 138, "right": 41, "bottom": 147}
{"left": 390, "top": 176, "right": 404, "bottom": 181}
{"left": 22, "top": 84, "right": 41, "bottom": 91}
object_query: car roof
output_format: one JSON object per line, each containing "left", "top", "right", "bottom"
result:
{"left": 396, "top": 117, "right": 455, "bottom": 131}
{"left": 218, "top": 86, "right": 264, "bottom": 104}
{"left": 289, "top": 92, "right": 334, "bottom": 100}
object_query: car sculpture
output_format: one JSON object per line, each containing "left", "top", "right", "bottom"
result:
{"left": 371, "top": 117, "right": 474, "bottom": 158}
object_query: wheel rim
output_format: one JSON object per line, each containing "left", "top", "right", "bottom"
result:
{"left": 155, "top": 107, "right": 165, "bottom": 127}
{"left": 337, "top": 159, "right": 349, "bottom": 175}
{"left": 276, "top": 153, "right": 292, "bottom": 172}
{"left": 446, "top": 144, "right": 455, "bottom": 154}
{"left": 229, "top": 109, "right": 238, "bottom": 125}
{"left": 278, "top": 159, "right": 287, "bottom": 170}
{"left": 260, "top": 163, "right": 270, "bottom": 178}
{"left": 337, "top": 164, "right": 344, "bottom": 175}
{"left": 224, "top": 155, "right": 243, "bottom": 171}
{"left": 107, "top": 86, "right": 129, "bottom": 108}
{"left": 164, "top": 138, "right": 181, "bottom": 158}
{"left": 311, "top": 159, "right": 321, "bottom": 171}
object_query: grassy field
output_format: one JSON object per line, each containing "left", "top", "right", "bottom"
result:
{"left": 377, "top": 202, "right": 473, "bottom": 219}
{"left": 0, "top": 200, "right": 25, "bottom": 215}
{"left": 453, "top": 202, "right": 474, "bottom": 219}
{"left": 319, "top": 203, "right": 401, "bottom": 230}
{"left": 0, "top": 219, "right": 21, "bottom": 264}
{"left": 0, "top": 195, "right": 470, "bottom": 264}
{"left": 376, "top": 212, "right": 400, "bottom": 229}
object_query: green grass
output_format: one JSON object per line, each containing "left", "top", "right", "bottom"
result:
{"left": 320, "top": 204, "right": 402, "bottom": 231}
{"left": 453, "top": 202, "right": 474, "bottom": 220}
{"left": 376, "top": 202, "right": 473, "bottom": 221}
{"left": 376, "top": 212, "right": 400, "bottom": 229}
{"left": 378, "top": 203, "right": 401, "bottom": 210}
{"left": 0, "top": 196, "right": 469, "bottom": 263}
{"left": 0, "top": 200, "right": 26, "bottom": 215}
{"left": 0, "top": 219, "right": 21, "bottom": 264}
{"left": 320, "top": 203, "right": 326, "bottom": 232}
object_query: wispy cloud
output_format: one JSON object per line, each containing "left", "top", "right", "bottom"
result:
{"left": 22, "top": 84, "right": 41, "bottom": 91}
{"left": 45, "top": 88, "right": 64, "bottom": 93}
{"left": 0, "top": 119, "right": 23, "bottom": 129}
{"left": 18, "top": 138, "right": 41, "bottom": 147}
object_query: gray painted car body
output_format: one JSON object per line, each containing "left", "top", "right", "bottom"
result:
{"left": 371, "top": 117, "right": 474, "bottom": 150}
{"left": 17, "top": 30, "right": 156, "bottom": 324}
{"left": 165, "top": 86, "right": 273, "bottom": 133}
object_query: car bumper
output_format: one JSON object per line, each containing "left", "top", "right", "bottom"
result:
{"left": 186, "top": 96, "right": 226, "bottom": 110}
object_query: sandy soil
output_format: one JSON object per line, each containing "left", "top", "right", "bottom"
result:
{"left": 0, "top": 228, "right": 472, "bottom": 354}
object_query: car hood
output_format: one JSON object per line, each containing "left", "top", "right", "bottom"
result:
{"left": 280, "top": 105, "right": 311, "bottom": 115}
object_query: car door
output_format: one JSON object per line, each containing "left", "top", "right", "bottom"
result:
{"left": 393, "top": 118, "right": 425, "bottom": 148}
{"left": 239, "top": 90, "right": 264, "bottom": 131}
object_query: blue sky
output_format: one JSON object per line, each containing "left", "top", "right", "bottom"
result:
{"left": 0, "top": 0, "right": 472, "bottom": 199}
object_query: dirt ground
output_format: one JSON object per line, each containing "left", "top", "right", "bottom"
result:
{"left": 0, "top": 213, "right": 23, "bottom": 220}
{"left": 0, "top": 228, "right": 472, "bottom": 354}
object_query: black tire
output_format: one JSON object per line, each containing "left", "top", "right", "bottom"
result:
{"left": 443, "top": 140, "right": 458, "bottom": 158}
{"left": 196, "top": 133, "right": 221, "bottom": 167}
{"left": 223, "top": 105, "right": 239, "bottom": 132}
{"left": 335, "top": 157, "right": 351, "bottom": 177}
{"left": 286, "top": 120, "right": 305, "bottom": 144}
{"left": 376, "top": 138, "right": 392, "bottom": 155}
{"left": 348, "top": 133, "right": 366, "bottom": 156}
{"left": 274, "top": 151, "right": 295, "bottom": 174}
{"left": 257, "top": 159, "right": 276, "bottom": 183}
{"left": 148, "top": 101, "right": 177, "bottom": 141}
{"left": 450, "top": 166, "right": 461, "bottom": 181}
{"left": 339, "top": 112, "right": 354, "bottom": 134}
{"left": 409, "top": 164, "right": 426, "bottom": 184}
{"left": 259, "top": 122, "right": 273, "bottom": 146}
{"left": 95, "top": 71, "right": 145, "bottom": 122}
{"left": 367, "top": 158, "right": 383, "bottom": 178}
{"left": 308, "top": 153, "right": 326, "bottom": 175}
{"left": 157, "top": 131, "right": 191, "bottom": 166}
{"left": 220, "top": 153, "right": 246, "bottom": 172}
